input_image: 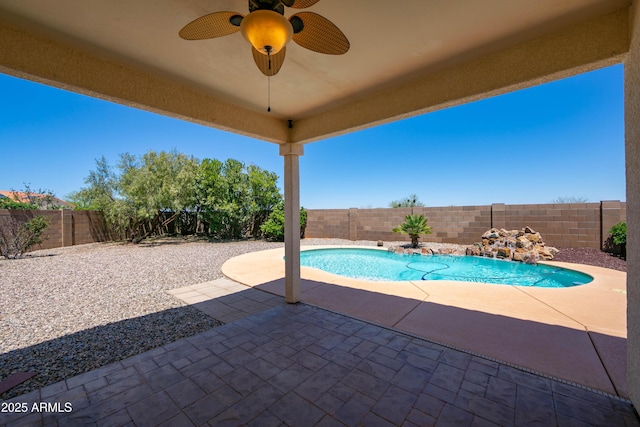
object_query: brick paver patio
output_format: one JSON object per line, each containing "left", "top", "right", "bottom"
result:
{"left": 2, "top": 281, "right": 639, "bottom": 426}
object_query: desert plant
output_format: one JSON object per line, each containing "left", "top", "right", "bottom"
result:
{"left": 609, "top": 221, "right": 627, "bottom": 259}
{"left": 0, "top": 215, "right": 49, "bottom": 259}
{"left": 392, "top": 214, "right": 432, "bottom": 248}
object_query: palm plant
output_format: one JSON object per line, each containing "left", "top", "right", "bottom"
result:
{"left": 392, "top": 214, "right": 432, "bottom": 248}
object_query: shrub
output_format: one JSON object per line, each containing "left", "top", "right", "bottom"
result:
{"left": 392, "top": 214, "right": 432, "bottom": 248}
{"left": 609, "top": 221, "right": 627, "bottom": 259}
{"left": 261, "top": 203, "right": 307, "bottom": 241}
{"left": 0, "top": 215, "right": 49, "bottom": 259}
{"left": 610, "top": 221, "right": 626, "bottom": 245}
{"left": 0, "top": 199, "right": 37, "bottom": 210}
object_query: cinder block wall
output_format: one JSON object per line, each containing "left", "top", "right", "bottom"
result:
{"left": 332, "top": 206, "right": 493, "bottom": 244}
{"left": 2, "top": 202, "right": 627, "bottom": 251}
{"left": 306, "top": 201, "right": 626, "bottom": 249}
{"left": 304, "top": 209, "right": 351, "bottom": 239}
{"left": 0, "top": 209, "right": 114, "bottom": 251}
{"left": 502, "top": 203, "right": 601, "bottom": 248}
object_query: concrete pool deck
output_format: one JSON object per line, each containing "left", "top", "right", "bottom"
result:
{"left": 220, "top": 245, "right": 629, "bottom": 398}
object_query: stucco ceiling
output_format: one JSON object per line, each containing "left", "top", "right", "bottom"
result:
{"left": 0, "top": 0, "right": 631, "bottom": 144}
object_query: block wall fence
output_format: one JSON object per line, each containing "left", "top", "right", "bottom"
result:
{"left": 0, "top": 209, "right": 115, "bottom": 251}
{"left": 0, "top": 201, "right": 627, "bottom": 251}
{"left": 305, "top": 201, "right": 626, "bottom": 249}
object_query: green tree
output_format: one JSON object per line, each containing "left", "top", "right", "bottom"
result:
{"left": 195, "top": 158, "right": 226, "bottom": 235}
{"left": 389, "top": 194, "right": 425, "bottom": 208}
{"left": 69, "top": 156, "right": 137, "bottom": 239}
{"left": 260, "top": 202, "right": 307, "bottom": 241}
{"left": 218, "top": 158, "right": 252, "bottom": 238}
{"left": 71, "top": 150, "right": 283, "bottom": 242}
{"left": 247, "top": 164, "right": 282, "bottom": 235}
{"left": 118, "top": 150, "right": 199, "bottom": 241}
{"left": 196, "top": 159, "right": 282, "bottom": 239}
{"left": 71, "top": 151, "right": 200, "bottom": 241}
{"left": 67, "top": 156, "right": 117, "bottom": 210}
{"left": 392, "top": 214, "right": 432, "bottom": 248}
{"left": 119, "top": 150, "right": 198, "bottom": 218}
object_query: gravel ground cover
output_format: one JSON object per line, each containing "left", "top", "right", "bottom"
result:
{"left": 0, "top": 237, "right": 625, "bottom": 399}
{"left": 552, "top": 247, "right": 626, "bottom": 272}
{"left": 0, "top": 237, "right": 387, "bottom": 399}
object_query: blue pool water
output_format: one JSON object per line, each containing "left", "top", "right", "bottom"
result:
{"left": 299, "top": 248, "right": 592, "bottom": 288}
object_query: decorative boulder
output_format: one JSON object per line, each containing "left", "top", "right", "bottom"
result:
{"left": 475, "top": 226, "right": 558, "bottom": 263}
{"left": 512, "top": 248, "right": 527, "bottom": 262}
{"left": 466, "top": 246, "right": 481, "bottom": 256}
{"left": 482, "top": 229, "right": 500, "bottom": 239}
{"left": 497, "top": 248, "right": 511, "bottom": 259}
{"left": 516, "top": 236, "right": 533, "bottom": 250}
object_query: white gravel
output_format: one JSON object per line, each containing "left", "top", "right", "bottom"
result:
{"left": 2, "top": 239, "right": 274, "bottom": 352}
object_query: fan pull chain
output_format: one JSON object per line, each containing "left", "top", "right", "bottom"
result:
{"left": 267, "top": 49, "right": 272, "bottom": 112}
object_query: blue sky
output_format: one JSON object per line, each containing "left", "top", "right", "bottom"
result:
{"left": 0, "top": 64, "right": 625, "bottom": 209}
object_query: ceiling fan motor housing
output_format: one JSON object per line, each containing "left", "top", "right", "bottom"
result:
{"left": 249, "top": 0, "right": 287, "bottom": 14}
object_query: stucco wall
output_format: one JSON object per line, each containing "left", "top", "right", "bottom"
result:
{"left": 626, "top": 0, "right": 640, "bottom": 409}
{"left": 306, "top": 201, "right": 625, "bottom": 249}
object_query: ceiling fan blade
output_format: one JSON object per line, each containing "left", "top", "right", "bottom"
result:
{"left": 252, "top": 47, "right": 286, "bottom": 76}
{"left": 285, "top": 0, "right": 321, "bottom": 8}
{"left": 290, "top": 12, "right": 349, "bottom": 55}
{"left": 179, "top": 11, "right": 243, "bottom": 40}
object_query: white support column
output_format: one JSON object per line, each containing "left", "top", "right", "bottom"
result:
{"left": 627, "top": 0, "right": 640, "bottom": 408}
{"left": 279, "top": 143, "right": 304, "bottom": 303}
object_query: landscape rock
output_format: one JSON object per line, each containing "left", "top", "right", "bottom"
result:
{"left": 497, "top": 248, "right": 511, "bottom": 259}
{"left": 482, "top": 230, "right": 500, "bottom": 239}
{"left": 475, "top": 226, "right": 558, "bottom": 263}
{"left": 386, "top": 226, "right": 558, "bottom": 264}
{"left": 512, "top": 250, "right": 525, "bottom": 262}
{"left": 388, "top": 244, "right": 468, "bottom": 256}
{"left": 516, "top": 236, "right": 533, "bottom": 250}
{"left": 466, "top": 246, "right": 481, "bottom": 256}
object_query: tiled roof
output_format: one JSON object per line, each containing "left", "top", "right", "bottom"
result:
{"left": 0, "top": 190, "right": 34, "bottom": 203}
{"left": 0, "top": 191, "right": 73, "bottom": 208}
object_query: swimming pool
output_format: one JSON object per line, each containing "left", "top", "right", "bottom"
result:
{"left": 299, "top": 248, "right": 592, "bottom": 288}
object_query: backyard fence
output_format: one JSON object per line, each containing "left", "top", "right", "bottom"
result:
{"left": 0, "top": 209, "right": 116, "bottom": 251}
{"left": 0, "top": 200, "right": 627, "bottom": 252}
{"left": 305, "top": 201, "right": 626, "bottom": 249}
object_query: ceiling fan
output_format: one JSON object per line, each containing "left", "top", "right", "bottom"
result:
{"left": 179, "top": 0, "right": 350, "bottom": 77}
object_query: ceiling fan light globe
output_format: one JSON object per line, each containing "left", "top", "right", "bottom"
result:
{"left": 240, "top": 10, "right": 293, "bottom": 55}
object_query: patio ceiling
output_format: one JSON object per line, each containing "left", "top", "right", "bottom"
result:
{"left": 0, "top": 0, "right": 631, "bottom": 144}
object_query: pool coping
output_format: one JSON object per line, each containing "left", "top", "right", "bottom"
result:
{"left": 221, "top": 245, "right": 629, "bottom": 398}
